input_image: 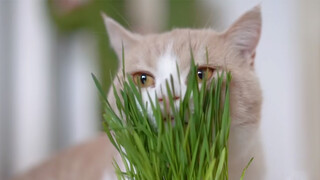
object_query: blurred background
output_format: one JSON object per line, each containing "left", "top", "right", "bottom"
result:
{"left": 0, "top": 0, "right": 319, "bottom": 179}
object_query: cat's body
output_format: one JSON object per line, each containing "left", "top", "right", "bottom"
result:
{"left": 12, "top": 6, "right": 264, "bottom": 180}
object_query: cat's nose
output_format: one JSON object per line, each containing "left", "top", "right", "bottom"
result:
{"left": 158, "top": 96, "right": 180, "bottom": 117}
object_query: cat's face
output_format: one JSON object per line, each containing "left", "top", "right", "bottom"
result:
{"left": 104, "top": 6, "right": 262, "bottom": 127}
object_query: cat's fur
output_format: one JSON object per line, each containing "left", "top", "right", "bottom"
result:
{"left": 12, "top": 6, "right": 264, "bottom": 180}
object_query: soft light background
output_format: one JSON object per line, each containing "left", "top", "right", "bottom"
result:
{"left": 0, "top": 0, "right": 319, "bottom": 180}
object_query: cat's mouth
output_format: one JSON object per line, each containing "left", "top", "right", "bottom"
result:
{"left": 163, "top": 116, "right": 189, "bottom": 125}
{"left": 163, "top": 116, "right": 175, "bottom": 123}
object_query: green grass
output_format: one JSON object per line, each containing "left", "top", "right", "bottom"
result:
{"left": 92, "top": 55, "right": 238, "bottom": 179}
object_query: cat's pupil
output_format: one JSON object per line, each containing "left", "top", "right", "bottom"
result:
{"left": 197, "top": 70, "right": 204, "bottom": 79}
{"left": 140, "top": 74, "right": 147, "bottom": 84}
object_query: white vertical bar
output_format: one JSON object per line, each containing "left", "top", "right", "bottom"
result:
{"left": 11, "top": 0, "right": 52, "bottom": 174}
{"left": 1, "top": 1, "right": 16, "bottom": 178}
{"left": 299, "top": 0, "right": 320, "bottom": 179}
{"left": 256, "top": 2, "right": 302, "bottom": 179}
{"left": 0, "top": 2, "right": 5, "bottom": 179}
{"left": 63, "top": 32, "right": 100, "bottom": 146}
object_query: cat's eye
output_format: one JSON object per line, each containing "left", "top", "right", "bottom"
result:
{"left": 132, "top": 72, "right": 155, "bottom": 88}
{"left": 197, "top": 67, "right": 214, "bottom": 83}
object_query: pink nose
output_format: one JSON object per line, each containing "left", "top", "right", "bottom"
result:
{"left": 158, "top": 96, "right": 180, "bottom": 117}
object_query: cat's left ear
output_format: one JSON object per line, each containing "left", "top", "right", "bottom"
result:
{"left": 101, "top": 13, "right": 141, "bottom": 60}
{"left": 224, "top": 5, "right": 262, "bottom": 66}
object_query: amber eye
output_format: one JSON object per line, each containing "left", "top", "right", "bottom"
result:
{"left": 132, "top": 72, "right": 155, "bottom": 88}
{"left": 197, "top": 67, "right": 214, "bottom": 83}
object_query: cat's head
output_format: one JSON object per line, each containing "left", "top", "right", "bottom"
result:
{"left": 103, "top": 6, "right": 262, "bottom": 127}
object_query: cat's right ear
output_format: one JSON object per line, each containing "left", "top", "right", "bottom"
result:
{"left": 223, "top": 6, "right": 262, "bottom": 66}
{"left": 101, "top": 13, "right": 141, "bottom": 60}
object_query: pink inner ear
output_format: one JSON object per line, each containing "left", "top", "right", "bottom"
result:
{"left": 225, "top": 6, "right": 261, "bottom": 62}
{"left": 251, "top": 52, "right": 256, "bottom": 59}
{"left": 250, "top": 52, "right": 256, "bottom": 66}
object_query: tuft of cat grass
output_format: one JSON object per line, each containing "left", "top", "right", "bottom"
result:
{"left": 92, "top": 52, "right": 250, "bottom": 179}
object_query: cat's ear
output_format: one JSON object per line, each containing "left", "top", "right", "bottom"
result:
{"left": 224, "top": 5, "right": 261, "bottom": 66}
{"left": 101, "top": 13, "right": 141, "bottom": 60}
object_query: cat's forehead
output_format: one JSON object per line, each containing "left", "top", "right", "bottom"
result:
{"left": 141, "top": 29, "right": 218, "bottom": 53}
{"left": 125, "top": 29, "right": 222, "bottom": 73}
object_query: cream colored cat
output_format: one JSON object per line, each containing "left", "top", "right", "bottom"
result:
{"left": 12, "top": 6, "right": 264, "bottom": 180}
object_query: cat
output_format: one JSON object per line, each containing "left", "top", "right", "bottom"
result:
{"left": 12, "top": 5, "right": 264, "bottom": 180}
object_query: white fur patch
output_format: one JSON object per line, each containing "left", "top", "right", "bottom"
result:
{"left": 155, "top": 44, "right": 180, "bottom": 96}
{"left": 139, "top": 44, "right": 187, "bottom": 125}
